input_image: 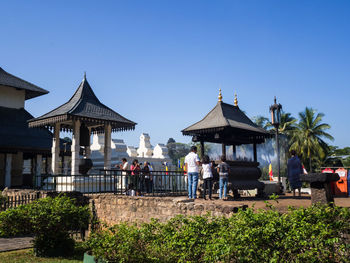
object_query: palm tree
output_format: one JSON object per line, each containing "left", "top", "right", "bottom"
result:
{"left": 290, "top": 107, "right": 334, "bottom": 172}
{"left": 252, "top": 116, "right": 270, "bottom": 130}
{"left": 267, "top": 112, "right": 297, "bottom": 137}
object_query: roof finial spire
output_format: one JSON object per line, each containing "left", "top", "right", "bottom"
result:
{"left": 84, "top": 71, "right": 86, "bottom": 80}
{"left": 218, "top": 88, "right": 223, "bottom": 102}
{"left": 234, "top": 92, "right": 238, "bottom": 106}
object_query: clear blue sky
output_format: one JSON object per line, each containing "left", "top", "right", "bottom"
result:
{"left": 1, "top": 0, "right": 349, "bottom": 148}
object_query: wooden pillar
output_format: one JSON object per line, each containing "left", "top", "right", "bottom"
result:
{"left": 222, "top": 144, "right": 226, "bottom": 158}
{"left": 35, "top": 154, "right": 42, "bottom": 187}
{"left": 200, "top": 140, "right": 205, "bottom": 159}
{"left": 71, "top": 119, "right": 81, "bottom": 175}
{"left": 104, "top": 123, "right": 112, "bottom": 170}
{"left": 4, "top": 153, "right": 12, "bottom": 188}
{"left": 232, "top": 145, "right": 236, "bottom": 160}
{"left": 253, "top": 142, "right": 257, "bottom": 162}
{"left": 51, "top": 123, "right": 60, "bottom": 175}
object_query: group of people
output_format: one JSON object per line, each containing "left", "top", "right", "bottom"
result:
{"left": 116, "top": 146, "right": 304, "bottom": 199}
{"left": 185, "top": 146, "right": 306, "bottom": 200}
{"left": 184, "top": 146, "right": 230, "bottom": 200}
{"left": 117, "top": 158, "right": 153, "bottom": 194}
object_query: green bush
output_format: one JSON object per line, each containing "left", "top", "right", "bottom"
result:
{"left": 0, "top": 195, "right": 90, "bottom": 257}
{"left": 86, "top": 205, "right": 350, "bottom": 263}
{"left": 0, "top": 205, "right": 32, "bottom": 237}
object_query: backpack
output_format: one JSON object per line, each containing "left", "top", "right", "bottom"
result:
{"left": 220, "top": 163, "right": 228, "bottom": 174}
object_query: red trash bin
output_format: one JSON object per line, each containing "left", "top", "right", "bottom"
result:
{"left": 334, "top": 168, "right": 348, "bottom": 197}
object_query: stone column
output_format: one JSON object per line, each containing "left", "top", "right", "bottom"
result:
{"left": 35, "top": 154, "right": 42, "bottom": 187}
{"left": 85, "top": 128, "right": 92, "bottom": 158}
{"left": 104, "top": 123, "right": 112, "bottom": 170}
{"left": 51, "top": 123, "right": 60, "bottom": 174}
{"left": 63, "top": 156, "right": 70, "bottom": 175}
{"left": 232, "top": 145, "right": 236, "bottom": 160}
{"left": 4, "top": 153, "right": 12, "bottom": 188}
{"left": 71, "top": 119, "right": 81, "bottom": 175}
{"left": 253, "top": 143, "right": 257, "bottom": 162}
{"left": 200, "top": 140, "right": 204, "bottom": 159}
{"left": 222, "top": 144, "right": 226, "bottom": 158}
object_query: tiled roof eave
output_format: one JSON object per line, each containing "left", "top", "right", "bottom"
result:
{"left": 28, "top": 114, "right": 136, "bottom": 133}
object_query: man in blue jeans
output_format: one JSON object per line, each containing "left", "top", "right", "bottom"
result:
{"left": 184, "top": 146, "right": 201, "bottom": 199}
{"left": 217, "top": 155, "right": 230, "bottom": 200}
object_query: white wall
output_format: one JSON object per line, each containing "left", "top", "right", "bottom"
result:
{"left": 0, "top": 85, "right": 25, "bottom": 109}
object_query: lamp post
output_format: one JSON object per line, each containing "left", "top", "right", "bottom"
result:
{"left": 270, "top": 97, "right": 282, "bottom": 193}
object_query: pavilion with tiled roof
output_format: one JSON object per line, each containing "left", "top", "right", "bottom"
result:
{"left": 182, "top": 89, "right": 271, "bottom": 161}
{"left": 182, "top": 90, "right": 271, "bottom": 195}
{"left": 29, "top": 74, "right": 136, "bottom": 175}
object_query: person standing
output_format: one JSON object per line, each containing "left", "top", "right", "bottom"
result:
{"left": 287, "top": 150, "right": 303, "bottom": 197}
{"left": 130, "top": 159, "right": 141, "bottom": 191}
{"left": 142, "top": 162, "right": 152, "bottom": 193}
{"left": 119, "top": 158, "right": 129, "bottom": 191}
{"left": 217, "top": 155, "right": 230, "bottom": 200}
{"left": 201, "top": 155, "right": 213, "bottom": 200}
{"left": 184, "top": 146, "right": 201, "bottom": 199}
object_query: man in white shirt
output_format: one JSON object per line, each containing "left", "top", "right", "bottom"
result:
{"left": 120, "top": 158, "right": 129, "bottom": 190}
{"left": 184, "top": 146, "right": 201, "bottom": 199}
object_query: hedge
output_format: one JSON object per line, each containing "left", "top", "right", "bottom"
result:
{"left": 86, "top": 204, "right": 350, "bottom": 263}
{"left": 0, "top": 195, "right": 90, "bottom": 256}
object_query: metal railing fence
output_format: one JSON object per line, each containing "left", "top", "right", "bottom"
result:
{"left": 34, "top": 169, "right": 187, "bottom": 196}
{"left": 0, "top": 193, "right": 41, "bottom": 211}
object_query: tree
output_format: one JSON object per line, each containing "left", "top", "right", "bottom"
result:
{"left": 252, "top": 116, "right": 270, "bottom": 130}
{"left": 167, "top": 138, "right": 175, "bottom": 144}
{"left": 290, "top": 107, "right": 334, "bottom": 172}
{"left": 166, "top": 140, "right": 190, "bottom": 165}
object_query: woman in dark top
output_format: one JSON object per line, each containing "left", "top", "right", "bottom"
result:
{"left": 287, "top": 150, "right": 303, "bottom": 197}
{"left": 142, "top": 162, "right": 152, "bottom": 193}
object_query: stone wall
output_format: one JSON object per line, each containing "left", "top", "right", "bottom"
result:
{"left": 2, "top": 189, "right": 246, "bottom": 225}
{"left": 89, "top": 194, "right": 246, "bottom": 225}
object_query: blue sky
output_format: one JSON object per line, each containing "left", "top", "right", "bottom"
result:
{"left": 1, "top": 0, "right": 349, "bottom": 148}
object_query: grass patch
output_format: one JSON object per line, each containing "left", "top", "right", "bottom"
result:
{"left": 0, "top": 247, "right": 84, "bottom": 263}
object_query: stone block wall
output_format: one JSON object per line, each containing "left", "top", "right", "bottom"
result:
{"left": 2, "top": 189, "right": 246, "bottom": 226}
{"left": 89, "top": 194, "right": 246, "bottom": 225}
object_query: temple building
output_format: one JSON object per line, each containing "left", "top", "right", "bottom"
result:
{"left": 0, "top": 67, "right": 66, "bottom": 188}
{"left": 28, "top": 73, "right": 136, "bottom": 176}
{"left": 90, "top": 133, "right": 172, "bottom": 171}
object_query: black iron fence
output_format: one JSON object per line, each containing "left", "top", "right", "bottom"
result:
{"left": 0, "top": 193, "right": 41, "bottom": 211}
{"left": 34, "top": 170, "right": 187, "bottom": 196}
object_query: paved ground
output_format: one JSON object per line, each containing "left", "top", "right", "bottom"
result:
{"left": 0, "top": 237, "right": 33, "bottom": 252}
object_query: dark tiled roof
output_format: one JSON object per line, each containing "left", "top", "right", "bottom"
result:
{"left": 0, "top": 106, "right": 66, "bottom": 153}
{"left": 28, "top": 75, "right": 136, "bottom": 132}
{"left": 182, "top": 102, "right": 270, "bottom": 144}
{"left": 183, "top": 102, "right": 269, "bottom": 135}
{"left": 0, "top": 67, "right": 48, "bottom": 100}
